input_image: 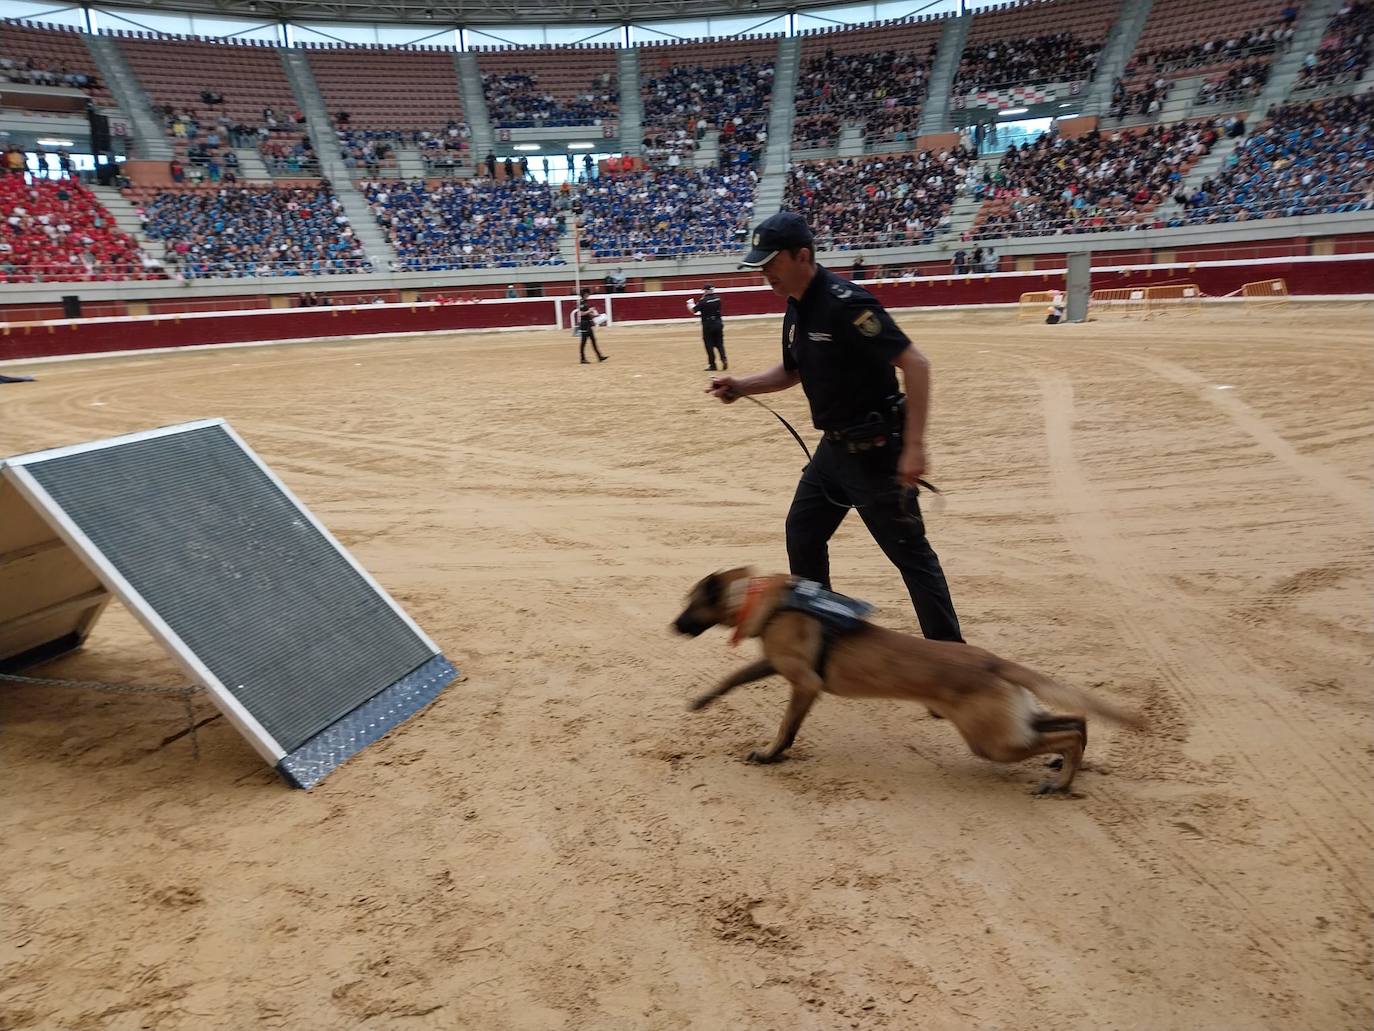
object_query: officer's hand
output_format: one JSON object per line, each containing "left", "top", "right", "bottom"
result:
{"left": 706, "top": 376, "right": 741, "bottom": 403}
{"left": 897, "top": 441, "right": 927, "bottom": 486}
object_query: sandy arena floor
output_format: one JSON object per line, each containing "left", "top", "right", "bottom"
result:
{"left": 1, "top": 306, "right": 1371, "bottom": 1030}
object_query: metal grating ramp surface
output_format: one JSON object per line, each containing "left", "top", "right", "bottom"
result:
{"left": 9, "top": 421, "right": 456, "bottom": 788}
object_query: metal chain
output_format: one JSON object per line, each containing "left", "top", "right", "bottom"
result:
{"left": 0, "top": 672, "right": 207, "bottom": 759}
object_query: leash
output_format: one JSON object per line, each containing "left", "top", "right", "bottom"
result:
{"left": 734, "top": 393, "right": 943, "bottom": 519}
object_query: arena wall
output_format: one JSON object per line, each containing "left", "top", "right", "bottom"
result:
{"left": 3, "top": 254, "right": 1370, "bottom": 363}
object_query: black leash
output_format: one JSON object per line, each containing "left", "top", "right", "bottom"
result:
{"left": 735, "top": 393, "right": 943, "bottom": 519}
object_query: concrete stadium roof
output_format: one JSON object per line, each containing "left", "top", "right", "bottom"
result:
{"left": 105, "top": 0, "right": 856, "bottom": 28}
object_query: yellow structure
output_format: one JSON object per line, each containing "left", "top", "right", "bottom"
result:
{"left": 1241, "top": 278, "right": 1290, "bottom": 310}
{"left": 1018, "top": 290, "right": 1055, "bottom": 319}
{"left": 1143, "top": 282, "right": 1203, "bottom": 317}
{"left": 1089, "top": 286, "right": 1150, "bottom": 318}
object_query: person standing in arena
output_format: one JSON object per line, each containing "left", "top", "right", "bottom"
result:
{"left": 689, "top": 283, "right": 727, "bottom": 371}
{"left": 705, "top": 213, "right": 961, "bottom": 642}
{"left": 576, "top": 287, "right": 607, "bottom": 364}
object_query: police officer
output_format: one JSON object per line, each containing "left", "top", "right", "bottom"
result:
{"left": 706, "top": 212, "right": 961, "bottom": 642}
{"left": 576, "top": 287, "right": 607, "bottom": 364}
{"left": 689, "top": 283, "right": 727, "bottom": 371}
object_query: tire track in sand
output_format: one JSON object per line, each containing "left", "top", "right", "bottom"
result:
{"left": 1114, "top": 353, "right": 1372, "bottom": 517}
{"left": 1038, "top": 372, "right": 1372, "bottom": 897}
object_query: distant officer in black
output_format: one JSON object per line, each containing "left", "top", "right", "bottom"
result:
{"left": 689, "top": 283, "right": 727, "bottom": 371}
{"left": 707, "top": 212, "right": 961, "bottom": 642}
{"left": 576, "top": 287, "right": 607, "bottom": 364}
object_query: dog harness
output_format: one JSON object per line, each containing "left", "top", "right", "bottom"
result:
{"left": 734, "top": 578, "right": 875, "bottom": 674}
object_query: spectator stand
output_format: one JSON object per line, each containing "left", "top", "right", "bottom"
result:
{"left": 302, "top": 43, "right": 471, "bottom": 179}
{"left": 1294, "top": 0, "right": 1374, "bottom": 92}
{"left": 474, "top": 44, "right": 618, "bottom": 129}
{"left": 112, "top": 32, "right": 315, "bottom": 181}
{"left": 577, "top": 165, "right": 756, "bottom": 261}
{"left": 784, "top": 147, "right": 976, "bottom": 251}
{"left": 970, "top": 117, "right": 1225, "bottom": 240}
{"left": 1115, "top": 0, "right": 1297, "bottom": 122}
{"left": 361, "top": 178, "right": 566, "bottom": 271}
{"left": 134, "top": 183, "right": 369, "bottom": 279}
{"left": 1181, "top": 91, "right": 1374, "bottom": 223}
{"left": 0, "top": 21, "right": 113, "bottom": 106}
{"left": 954, "top": 0, "right": 1120, "bottom": 101}
{"left": 0, "top": 174, "right": 154, "bottom": 283}
{"left": 794, "top": 16, "right": 945, "bottom": 155}
{"left": 638, "top": 36, "right": 777, "bottom": 170}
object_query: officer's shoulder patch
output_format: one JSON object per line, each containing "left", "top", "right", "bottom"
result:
{"left": 852, "top": 309, "right": 882, "bottom": 337}
{"left": 829, "top": 281, "right": 854, "bottom": 300}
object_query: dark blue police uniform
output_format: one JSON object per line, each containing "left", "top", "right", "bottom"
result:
{"left": 743, "top": 214, "right": 962, "bottom": 642}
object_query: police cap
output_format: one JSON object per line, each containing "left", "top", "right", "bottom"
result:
{"left": 740, "top": 212, "right": 815, "bottom": 268}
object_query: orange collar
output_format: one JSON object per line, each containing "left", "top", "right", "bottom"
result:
{"left": 730, "top": 578, "right": 769, "bottom": 646}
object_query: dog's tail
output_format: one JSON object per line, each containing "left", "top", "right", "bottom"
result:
{"left": 995, "top": 660, "right": 1146, "bottom": 731}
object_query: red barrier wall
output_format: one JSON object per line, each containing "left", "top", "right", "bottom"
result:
{"left": 0, "top": 298, "right": 559, "bottom": 361}
{"left": 2, "top": 256, "right": 1370, "bottom": 363}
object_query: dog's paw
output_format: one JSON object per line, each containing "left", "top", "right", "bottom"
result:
{"left": 1032, "top": 780, "right": 1078, "bottom": 797}
{"left": 746, "top": 749, "right": 784, "bottom": 765}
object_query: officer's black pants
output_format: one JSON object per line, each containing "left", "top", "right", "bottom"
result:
{"left": 785, "top": 437, "right": 962, "bottom": 642}
{"left": 702, "top": 323, "right": 726, "bottom": 368}
{"left": 579, "top": 329, "right": 604, "bottom": 361}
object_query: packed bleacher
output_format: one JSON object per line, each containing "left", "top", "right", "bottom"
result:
{"left": 362, "top": 179, "right": 564, "bottom": 270}
{"left": 951, "top": 0, "right": 1117, "bottom": 93}
{"left": 0, "top": 21, "right": 112, "bottom": 103}
{"left": 0, "top": 175, "right": 151, "bottom": 282}
{"left": 640, "top": 40, "right": 775, "bottom": 169}
{"left": 578, "top": 167, "right": 756, "bottom": 259}
{"left": 1183, "top": 92, "right": 1374, "bottom": 222}
{"left": 139, "top": 185, "right": 367, "bottom": 278}
{"left": 794, "top": 19, "right": 941, "bottom": 147}
{"left": 477, "top": 46, "right": 618, "bottom": 128}
{"left": 973, "top": 119, "right": 1223, "bottom": 238}
{"left": 1295, "top": 0, "right": 1373, "bottom": 90}
{"left": 784, "top": 148, "right": 974, "bottom": 249}
{"left": 954, "top": 32, "right": 1101, "bottom": 93}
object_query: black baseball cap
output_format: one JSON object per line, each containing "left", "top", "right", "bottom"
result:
{"left": 740, "top": 212, "right": 815, "bottom": 268}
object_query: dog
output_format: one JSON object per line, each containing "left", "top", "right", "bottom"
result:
{"left": 671, "top": 567, "right": 1145, "bottom": 794}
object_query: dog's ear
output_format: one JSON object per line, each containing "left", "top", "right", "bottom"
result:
{"left": 703, "top": 573, "right": 724, "bottom": 606}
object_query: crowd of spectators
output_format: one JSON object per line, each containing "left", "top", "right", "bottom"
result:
{"left": 973, "top": 119, "right": 1222, "bottom": 238}
{"left": 953, "top": 33, "right": 1100, "bottom": 93}
{"left": 578, "top": 166, "right": 756, "bottom": 259}
{"left": 792, "top": 114, "right": 842, "bottom": 150}
{"left": 362, "top": 179, "right": 565, "bottom": 270}
{"left": 0, "top": 174, "right": 152, "bottom": 282}
{"left": 784, "top": 148, "right": 974, "bottom": 249}
{"left": 1197, "top": 60, "right": 1270, "bottom": 105}
{"left": 1109, "top": 75, "right": 1172, "bottom": 119}
{"left": 1127, "top": 14, "right": 1295, "bottom": 76}
{"left": 0, "top": 54, "right": 96, "bottom": 90}
{"left": 641, "top": 61, "right": 773, "bottom": 168}
{"left": 336, "top": 126, "right": 396, "bottom": 175}
{"left": 1295, "top": 1, "right": 1373, "bottom": 89}
{"left": 482, "top": 71, "right": 617, "bottom": 127}
{"left": 157, "top": 101, "right": 320, "bottom": 179}
{"left": 140, "top": 185, "right": 367, "bottom": 278}
{"left": 1182, "top": 92, "right": 1374, "bottom": 222}
{"left": 794, "top": 46, "right": 932, "bottom": 144}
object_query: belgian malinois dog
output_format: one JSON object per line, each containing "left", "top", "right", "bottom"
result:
{"left": 672, "top": 568, "right": 1144, "bottom": 794}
